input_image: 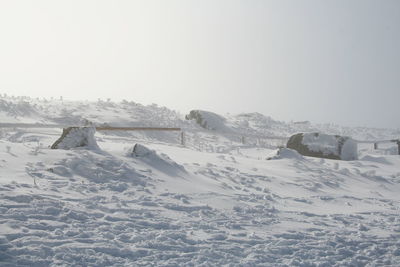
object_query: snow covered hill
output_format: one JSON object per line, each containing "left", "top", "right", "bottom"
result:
{"left": 1, "top": 95, "right": 399, "bottom": 141}
{"left": 1, "top": 95, "right": 400, "bottom": 266}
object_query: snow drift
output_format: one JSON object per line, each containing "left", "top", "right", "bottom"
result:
{"left": 268, "top": 148, "right": 304, "bottom": 160}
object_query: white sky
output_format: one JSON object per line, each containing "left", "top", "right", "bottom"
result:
{"left": 0, "top": 0, "right": 399, "bottom": 128}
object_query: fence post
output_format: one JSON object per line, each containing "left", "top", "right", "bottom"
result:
{"left": 181, "top": 131, "right": 185, "bottom": 146}
{"left": 397, "top": 140, "right": 400, "bottom": 155}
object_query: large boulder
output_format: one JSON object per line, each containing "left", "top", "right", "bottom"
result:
{"left": 51, "top": 127, "right": 99, "bottom": 150}
{"left": 286, "top": 133, "right": 358, "bottom": 160}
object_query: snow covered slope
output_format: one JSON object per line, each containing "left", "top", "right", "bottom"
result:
{"left": 1, "top": 95, "right": 400, "bottom": 266}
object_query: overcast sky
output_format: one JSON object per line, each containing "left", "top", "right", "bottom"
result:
{"left": 0, "top": 0, "right": 399, "bottom": 128}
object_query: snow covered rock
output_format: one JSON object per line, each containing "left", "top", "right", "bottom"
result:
{"left": 51, "top": 127, "right": 99, "bottom": 150}
{"left": 286, "top": 133, "right": 358, "bottom": 160}
{"left": 128, "top": 144, "right": 186, "bottom": 175}
{"left": 130, "top": 143, "right": 154, "bottom": 157}
{"left": 185, "top": 110, "right": 231, "bottom": 132}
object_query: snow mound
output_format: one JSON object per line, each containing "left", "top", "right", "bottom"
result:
{"left": 360, "top": 155, "right": 392, "bottom": 165}
{"left": 277, "top": 148, "right": 304, "bottom": 159}
{"left": 51, "top": 127, "right": 99, "bottom": 150}
{"left": 268, "top": 148, "right": 304, "bottom": 160}
{"left": 287, "top": 133, "right": 358, "bottom": 160}
{"left": 128, "top": 144, "right": 186, "bottom": 176}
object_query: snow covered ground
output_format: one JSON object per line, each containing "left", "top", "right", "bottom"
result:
{"left": 1, "top": 95, "right": 400, "bottom": 266}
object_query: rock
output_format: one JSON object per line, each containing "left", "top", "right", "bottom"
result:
{"left": 51, "top": 127, "right": 99, "bottom": 150}
{"left": 286, "top": 133, "right": 358, "bottom": 160}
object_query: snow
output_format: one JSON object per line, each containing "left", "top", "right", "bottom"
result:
{"left": 268, "top": 148, "right": 304, "bottom": 160}
{"left": 0, "top": 95, "right": 400, "bottom": 266}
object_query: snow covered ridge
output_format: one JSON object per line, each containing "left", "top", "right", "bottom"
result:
{"left": 287, "top": 133, "right": 358, "bottom": 161}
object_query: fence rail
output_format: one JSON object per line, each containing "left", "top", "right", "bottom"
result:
{"left": 0, "top": 123, "right": 66, "bottom": 128}
{"left": 96, "top": 127, "right": 181, "bottom": 131}
{"left": 0, "top": 123, "right": 181, "bottom": 131}
{"left": 355, "top": 139, "right": 399, "bottom": 144}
